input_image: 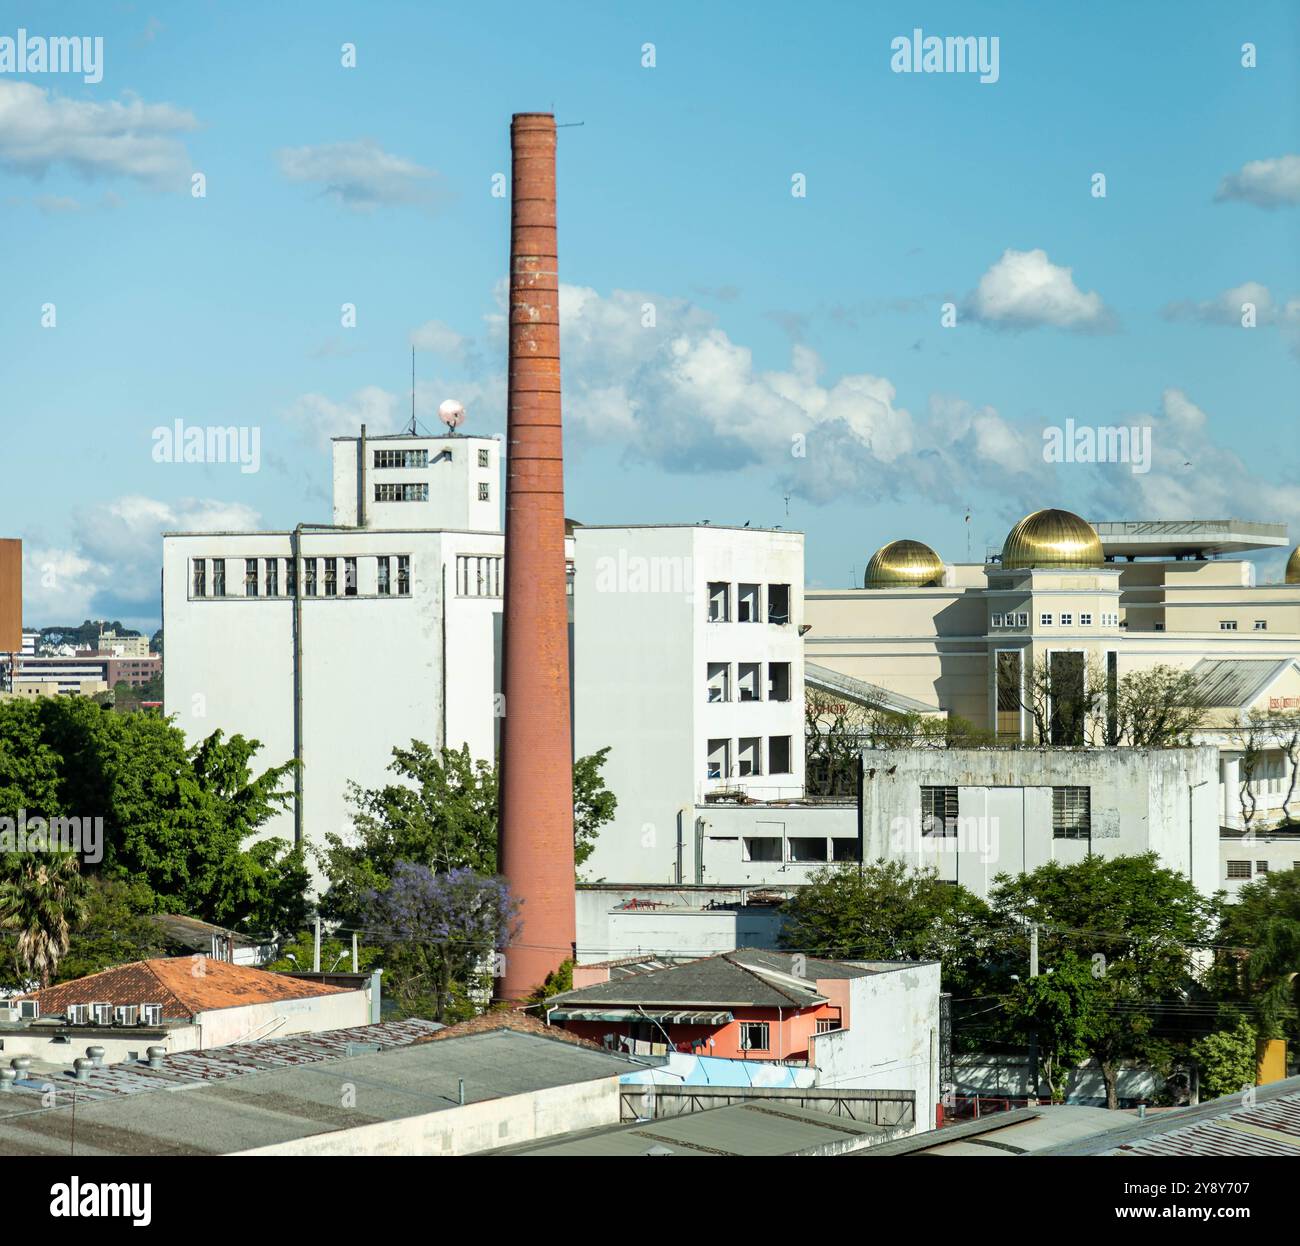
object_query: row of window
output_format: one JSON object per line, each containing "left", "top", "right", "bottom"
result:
{"left": 706, "top": 735, "right": 793, "bottom": 779}
{"left": 1226, "top": 860, "right": 1296, "bottom": 880}
{"left": 707, "top": 582, "right": 792, "bottom": 625}
{"left": 741, "top": 835, "right": 860, "bottom": 864}
{"left": 191, "top": 556, "right": 410, "bottom": 599}
{"left": 706, "top": 662, "right": 792, "bottom": 703}
{"left": 992, "top": 611, "right": 1121, "bottom": 629}
{"left": 921, "top": 785, "right": 1092, "bottom": 839}
{"left": 373, "top": 447, "right": 492, "bottom": 470}
{"left": 1220, "top": 620, "right": 1269, "bottom": 631}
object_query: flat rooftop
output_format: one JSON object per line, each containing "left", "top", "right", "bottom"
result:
{"left": 1090, "top": 519, "right": 1288, "bottom": 557}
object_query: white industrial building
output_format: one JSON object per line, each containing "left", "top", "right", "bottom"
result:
{"left": 858, "top": 745, "right": 1222, "bottom": 899}
{"left": 572, "top": 524, "right": 806, "bottom": 883}
{"left": 163, "top": 429, "right": 507, "bottom": 856}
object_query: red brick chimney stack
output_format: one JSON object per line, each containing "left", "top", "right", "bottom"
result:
{"left": 497, "top": 113, "right": 576, "bottom": 999}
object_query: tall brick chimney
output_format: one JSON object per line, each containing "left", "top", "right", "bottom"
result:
{"left": 497, "top": 113, "right": 575, "bottom": 999}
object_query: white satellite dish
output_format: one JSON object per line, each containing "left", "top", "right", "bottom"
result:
{"left": 438, "top": 399, "right": 465, "bottom": 431}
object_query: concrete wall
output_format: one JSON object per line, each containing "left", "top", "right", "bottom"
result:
{"left": 196, "top": 989, "right": 370, "bottom": 1047}
{"left": 575, "top": 885, "right": 786, "bottom": 962}
{"left": 811, "top": 962, "right": 941, "bottom": 1134}
{"left": 698, "top": 803, "right": 857, "bottom": 885}
{"left": 231, "top": 1075, "right": 622, "bottom": 1156}
{"left": 162, "top": 528, "right": 502, "bottom": 871}
{"left": 861, "top": 746, "right": 1221, "bottom": 898}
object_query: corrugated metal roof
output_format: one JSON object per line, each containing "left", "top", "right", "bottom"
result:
{"left": 1106, "top": 1094, "right": 1300, "bottom": 1157}
{"left": 1190, "top": 658, "right": 1294, "bottom": 708}
{"left": 1, "top": 1017, "right": 444, "bottom": 1108}
{"left": 805, "top": 662, "right": 941, "bottom": 715}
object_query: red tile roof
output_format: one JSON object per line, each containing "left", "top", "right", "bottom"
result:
{"left": 416, "top": 1008, "right": 607, "bottom": 1051}
{"left": 25, "top": 958, "right": 352, "bottom": 1021}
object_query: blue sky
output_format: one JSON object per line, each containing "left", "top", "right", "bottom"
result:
{"left": 2, "top": 0, "right": 1298, "bottom": 631}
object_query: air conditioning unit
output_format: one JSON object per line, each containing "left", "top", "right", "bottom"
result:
{"left": 90, "top": 1002, "right": 113, "bottom": 1026}
{"left": 18, "top": 1000, "right": 39, "bottom": 1021}
{"left": 66, "top": 1004, "right": 89, "bottom": 1025}
{"left": 0, "top": 1007, "right": 19, "bottom": 1024}
{"left": 114, "top": 1005, "right": 139, "bottom": 1027}
{"left": 140, "top": 1003, "right": 162, "bottom": 1026}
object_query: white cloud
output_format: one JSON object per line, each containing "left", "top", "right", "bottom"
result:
{"left": 967, "top": 248, "right": 1112, "bottom": 331}
{"left": 1216, "top": 154, "right": 1300, "bottom": 208}
{"left": 0, "top": 80, "right": 197, "bottom": 189}
{"left": 282, "top": 385, "right": 401, "bottom": 449}
{"left": 277, "top": 139, "right": 443, "bottom": 211}
{"left": 1087, "top": 389, "right": 1300, "bottom": 540}
{"left": 22, "top": 496, "right": 260, "bottom": 628}
{"left": 411, "top": 319, "right": 470, "bottom": 362}
{"left": 1163, "top": 280, "right": 1279, "bottom": 326}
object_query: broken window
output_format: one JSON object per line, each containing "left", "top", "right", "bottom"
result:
{"left": 265, "top": 559, "right": 278, "bottom": 597}
{"left": 788, "top": 837, "right": 828, "bottom": 863}
{"left": 768, "top": 662, "right": 791, "bottom": 702}
{"left": 192, "top": 559, "right": 206, "bottom": 598}
{"left": 737, "top": 737, "right": 762, "bottom": 777}
{"left": 921, "top": 786, "right": 959, "bottom": 837}
{"left": 768, "top": 735, "right": 792, "bottom": 774}
{"left": 768, "top": 583, "right": 791, "bottom": 624}
{"left": 377, "top": 557, "right": 391, "bottom": 596}
{"left": 1226, "top": 860, "right": 1252, "bottom": 879}
{"left": 706, "top": 738, "right": 731, "bottom": 780}
{"left": 738, "top": 583, "right": 760, "bottom": 622}
{"left": 706, "top": 662, "right": 730, "bottom": 703}
{"left": 742, "top": 837, "right": 781, "bottom": 863}
{"left": 397, "top": 555, "right": 411, "bottom": 596}
{"left": 344, "top": 557, "right": 358, "bottom": 597}
{"left": 739, "top": 1022, "right": 770, "bottom": 1051}
{"left": 212, "top": 559, "right": 226, "bottom": 597}
{"left": 707, "top": 582, "right": 730, "bottom": 621}
{"left": 324, "top": 558, "right": 338, "bottom": 597}
{"left": 737, "top": 663, "right": 761, "bottom": 702}
{"left": 285, "top": 558, "right": 296, "bottom": 596}
{"left": 831, "top": 838, "right": 860, "bottom": 862}
{"left": 478, "top": 448, "right": 490, "bottom": 468}
{"left": 305, "top": 560, "right": 317, "bottom": 597}
{"left": 1052, "top": 786, "right": 1091, "bottom": 840}
{"left": 244, "top": 559, "right": 258, "bottom": 597}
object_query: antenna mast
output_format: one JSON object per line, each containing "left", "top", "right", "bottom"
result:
{"left": 409, "top": 346, "right": 417, "bottom": 435}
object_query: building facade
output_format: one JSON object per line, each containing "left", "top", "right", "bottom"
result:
{"left": 572, "top": 524, "right": 806, "bottom": 883}
{"left": 162, "top": 430, "right": 506, "bottom": 857}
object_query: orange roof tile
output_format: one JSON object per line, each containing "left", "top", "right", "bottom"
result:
{"left": 26, "top": 958, "right": 351, "bottom": 1021}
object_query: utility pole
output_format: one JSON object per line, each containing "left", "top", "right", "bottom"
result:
{"left": 351, "top": 931, "right": 359, "bottom": 974}
{"left": 1028, "top": 922, "right": 1040, "bottom": 1106}
{"left": 313, "top": 916, "right": 321, "bottom": 973}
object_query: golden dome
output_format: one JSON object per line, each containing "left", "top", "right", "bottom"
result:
{"left": 1001, "top": 508, "right": 1103, "bottom": 570}
{"left": 865, "top": 539, "right": 945, "bottom": 589}
{"left": 1287, "top": 546, "right": 1300, "bottom": 584}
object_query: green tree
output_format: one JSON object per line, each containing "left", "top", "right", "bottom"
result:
{"left": 1191, "top": 1016, "right": 1258, "bottom": 1100}
{"left": 0, "top": 853, "right": 88, "bottom": 988}
{"left": 1003, "top": 953, "right": 1105, "bottom": 1101}
{"left": 0, "top": 696, "right": 304, "bottom": 934}
{"left": 778, "top": 860, "right": 995, "bottom": 990}
{"left": 55, "top": 878, "right": 168, "bottom": 983}
{"left": 1215, "top": 867, "right": 1300, "bottom": 1045}
{"left": 320, "top": 740, "right": 616, "bottom": 922}
{"left": 990, "top": 853, "right": 1219, "bottom": 1109}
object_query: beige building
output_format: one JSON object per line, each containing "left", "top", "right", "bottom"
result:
{"left": 806, "top": 513, "right": 1300, "bottom": 858}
